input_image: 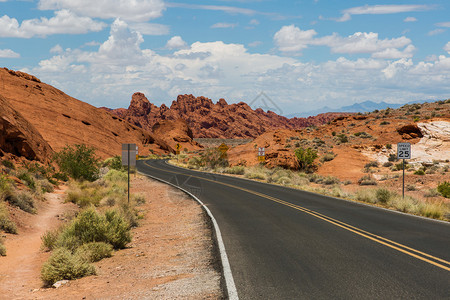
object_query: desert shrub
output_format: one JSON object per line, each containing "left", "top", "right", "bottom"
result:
{"left": 2, "top": 160, "right": 15, "bottom": 169}
{"left": 336, "top": 134, "right": 348, "bottom": 143}
{"left": 331, "top": 131, "right": 336, "bottom": 136}
{"left": 294, "top": 147, "right": 318, "bottom": 172}
{"left": 406, "top": 184, "right": 417, "bottom": 191}
{"left": 103, "top": 156, "right": 124, "bottom": 171}
{"left": 75, "top": 242, "right": 113, "bottom": 262}
{"left": 53, "top": 144, "right": 100, "bottom": 181}
{"left": 358, "top": 175, "right": 377, "bottom": 186}
{"left": 57, "top": 208, "right": 131, "bottom": 251}
{"left": 414, "top": 169, "right": 425, "bottom": 175}
{"left": 383, "top": 162, "right": 393, "bottom": 167}
{"left": 322, "top": 176, "right": 340, "bottom": 185}
{"left": 66, "top": 185, "right": 102, "bottom": 208}
{"left": 386, "top": 144, "right": 392, "bottom": 149}
{"left": 41, "top": 228, "right": 61, "bottom": 251}
{"left": 37, "top": 179, "right": 54, "bottom": 193}
{"left": 437, "top": 182, "right": 450, "bottom": 198}
{"left": 8, "top": 191, "right": 36, "bottom": 214}
{"left": 225, "top": 166, "right": 245, "bottom": 175}
{"left": 104, "top": 169, "right": 127, "bottom": 183}
{"left": 245, "top": 172, "right": 266, "bottom": 180}
{"left": 376, "top": 188, "right": 391, "bottom": 203}
{"left": 424, "top": 189, "right": 440, "bottom": 198}
{"left": 413, "top": 116, "right": 420, "bottom": 122}
{"left": 16, "top": 169, "right": 36, "bottom": 191}
{"left": 388, "top": 154, "right": 398, "bottom": 162}
{"left": 0, "top": 201, "right": 17, "bottom": 234}
{"left": 0, "top": 239, "right": 6, "bottom": 256}
{"left": 132, "top": 193, "right": 146, "bottom": 205}
{"left": 41, "top": 248, "right": 96, "bottom": 286}
{"left": 380, "top": 121, "right": 390, "bottom": 125}
{"left": 365, "top": 161, "right": 379, "bottom": 168}
{"left": 52, "top": 172, "right": 69, "bottom": 182}
{"left": 320, "top": 152, "right": 336, "bottom": 163}
{"left": 356, "top": 189, "right": 377, "bottom": 203}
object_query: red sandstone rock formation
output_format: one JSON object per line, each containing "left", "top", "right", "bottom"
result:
{"left": 0, "top": 94, "right": 53, "bottom": 162}
{"left": 106, "top": 93, "right": 347, "bottom": 139}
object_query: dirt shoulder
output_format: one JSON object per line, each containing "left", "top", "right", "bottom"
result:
{"left": 0, "top": 176, "right": 223, "bottom": 299}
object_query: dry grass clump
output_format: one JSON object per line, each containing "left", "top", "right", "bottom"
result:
{"left": 0, "top": 201, "right": 17, "bottom": 234}
{"left": 0, "top": 238, "right": 6, "bottom": 256}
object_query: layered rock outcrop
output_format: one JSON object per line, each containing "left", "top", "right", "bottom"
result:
{"left": 0, "top": 94, "right": 53, "bottom": 162}
{"left": 0, "top": 68, "right": 169, "bottom": 158}
{"left": 107, "top": 93, "right": 347, "bottom": 139}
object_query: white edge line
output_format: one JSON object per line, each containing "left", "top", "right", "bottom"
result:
{"left": 164, "top": 160, "right": 450, "bottom": 225}
{"left": 137, "top": 170, "right": 239, "bottom": 300}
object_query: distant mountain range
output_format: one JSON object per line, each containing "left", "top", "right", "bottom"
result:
{"left": 287, "top": 100, "right": 429, "bottom": 118}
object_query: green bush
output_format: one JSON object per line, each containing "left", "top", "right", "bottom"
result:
{"left": 75, "top": 242, "right": 113, "bottom": 262}
{"left": 320, "top": 152, "right": 336, "bottom": 163}
{"left": 38, "top": 179, "right": 54, "bottom": 193}
{"left": 7, "top": 191, "right": 36, "bottom": 214}
{"left": 383, "top": 162, "right": 393, "bottom": 167}
{"left": 388, "top": 154, "right": 398, "bottom": 162}
{"left": 17, "top": 169, "right": 36, "bottom": 191}
{"left": 437, "top": 182, "right": 450, "bottom": 198}
{"left": 365, "top": 161, "right": 379, "bottom": 168}
{"left": 225, "top": 166, "right": 245, "bottom": 175}
{"left": 386, "top": 144, "right": 392, "bottom": 149}
{"left": 57, "top": 208, "right": 131, "bottom": 251}
{"left": 103, "top": 156, "right": 124, "bottom": 171}
{"left": 336, "top": 134, "right": 348, "bottom": 143}
{"left": 322, "top": 176, "right": 340, "bottom": 185}
{"left": 245, "top": 172, "right": 267, "bottom": 180}
{"left": 104, "top": 169, "right": 127, "bottom": 183}
{"left": 294, "top": 147, "right": 318, "bottom": 172}
{"left": 414, "top": 169, "right": 425, "bottom": 175}
{"left": 0, "top": 202, "right": 17, "bottom": 234}
{"left": 52, "top": 172, "right": 69, "bottom": 182}
{"left": 41, "top": 248, "right": 96, "bottom": 286}
{"left": 53, "top": 144, "right": 100, "bottom": 181}
{"left": 1, "top": 160, "right": 15, "bottom": 169}
{"left": 376, "top": 188, "right": 391, "bottom": 203}
{"left": 41, "top": 228, "right": 61, "bottom": 251}
{"left": 358, "top": 175, "right": 377, "bottom": 186}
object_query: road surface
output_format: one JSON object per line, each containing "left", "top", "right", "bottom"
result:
{"left": 137, "top": 159, "right": 450, "bottom": 299}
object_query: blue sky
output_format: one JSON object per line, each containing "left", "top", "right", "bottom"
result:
{"left": 0, "top": 0, "right": 449, "bottom": 115}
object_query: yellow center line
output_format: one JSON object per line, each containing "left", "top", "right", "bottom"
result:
{"left": 143, "top": 161, "right": 450, "bottom": 272}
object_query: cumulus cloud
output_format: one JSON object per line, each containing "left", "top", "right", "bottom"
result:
{"left": 0, "top": 49, "right": 20, "bottom": 58}
{"left": 31, "top": 19, "right": 450, "bottom": 113}
{"left": 50, "top": 44, "right": 63, "bottom": 53}
{"left": 166, "top": 36, "right": 187, "bottom": 49}
{"left": 335, "top": 4, "right": 433, "bottom": 22}
{"left": 274, "top": 25, "right": 414, "bottom": 59}
{"left": 445, "top": 42, "right": 450, "bottom": 54}
{"left": 274, "top": 25, "right": 317, "bottom": 54}
{"left": 38, "top": 0, "right": 165, "bottom": 22}
{"left": 0, "top": 10, "right": 105, "bottom": 38}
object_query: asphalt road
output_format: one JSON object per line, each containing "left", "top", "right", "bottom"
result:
{"left": 137, "top": 159, "right": 450, "bottom": 299}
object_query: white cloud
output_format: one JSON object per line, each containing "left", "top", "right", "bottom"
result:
{"left": 274, "top": 25, "right": 317, "bottom": 54}
{"left": 404, "top": 17, "right": 417, "bottom": 22}
{"left": 0, "top": 10, "right": 105, "bottom": 38}
{"left": 166, "top": 36, "right": 187, "bottom": 49}
{"left": 428, "top": 29, "right": 445, "bottom": 36}
{"left": 50, "top": 44, "right": 63, "bottom": 53}
{"left": 249, "top": 19, "right": 259, "bottom": 25}
{"left": 248, "top": 41, "right": 262, "bottom": 47}
{"left": 165, "top": 3, "right": 256, "bottom": 15}
{"left": 129, "top": 23, "right": 169, "bottom": 35}
{"left": 274, "top": 25, "right": 413, "bottom": 59}
{"left": 0, "top": 49, "right": 20, "bottom": 58}
{"left": 31, "top": 19, "right": 450, "bottom": 113}
{"left": 335, "top": 4, "right": 433, "bottom": 22}
{"left": 211, "top": 22, "right": 238, "bottom": 29}
{"left": 436, "top": 22, "right": 450, "bottom": 28}
{"left": 444, "top": 42, "right": 450, "bottom": 54}
{"left": 38, "top": 0, "right": 165, "bottom": 22}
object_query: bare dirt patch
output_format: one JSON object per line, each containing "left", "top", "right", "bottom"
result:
{"left": 0, "top": 176, "right": 223, "bottom": 299}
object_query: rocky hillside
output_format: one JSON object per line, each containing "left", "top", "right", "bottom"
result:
{"left": 104, "top": 93, "right": 348, "bottom": 139}
{"left": 0, "top": 68, "right": 200, "bottom": 158}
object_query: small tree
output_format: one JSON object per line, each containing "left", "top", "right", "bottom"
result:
{"left": 53, "top": 144, "right": 100, "bottom": 181}
{"left": 294, "top": 147, "right": 318, "bottom": 172}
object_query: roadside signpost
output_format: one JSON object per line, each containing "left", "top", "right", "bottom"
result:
{"left": 122, "top": 143, "right": 137, "bottom": 204}
{"left": 258, "top": 147, "right": 265, "bottom": 162}
{"left": 176, "top": 143, "right": 182, "bottom": 155}
{"left": 397, "top": 142, "right": 411, "bottom": 199}
{"left": 218, "top": 143, "right": 229, "bottom": 159}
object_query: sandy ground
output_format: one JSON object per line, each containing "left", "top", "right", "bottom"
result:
{"left": 0, "top": 176, "right": 223, "bottom": 299}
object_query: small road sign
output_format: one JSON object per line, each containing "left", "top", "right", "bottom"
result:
{"left": 258, "top": 147, "right": 265, "bottom": 156}
{"left": 218, "top": 143, "right": 229, "bottom": 158}
{"left": 122, "top": 143, "right": 137, "bottom": 166}
{"left": 397, "top": 143, "right": 411, "bottom": 159}
{"left": 176, "top": 143, "right": 182, "bottom": 154}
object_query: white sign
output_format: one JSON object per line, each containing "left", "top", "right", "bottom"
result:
{"left": 258, "top": 147, "right": 265, "bottom": 156}
{"left": 397, "top": 143, "right": 411, "bottom": 159}
{"left": 122, "top": 143, "right": 137, "bottom": 166}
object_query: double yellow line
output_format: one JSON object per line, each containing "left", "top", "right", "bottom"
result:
{"left": 143, "top": 161, "right": 450, "bottom": 272}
